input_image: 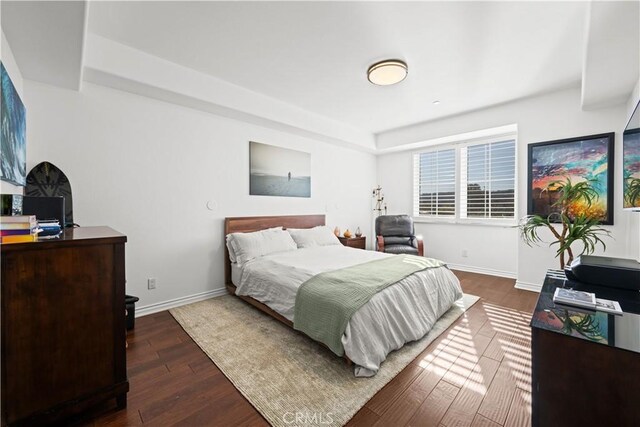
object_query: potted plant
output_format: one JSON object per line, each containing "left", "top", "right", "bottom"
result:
{"left": 520, "top": 178, "right": 611, "bottom": 269}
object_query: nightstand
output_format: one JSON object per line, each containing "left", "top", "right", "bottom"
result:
{"left": 338, "top": 236, "right": 366, "bottom": 250}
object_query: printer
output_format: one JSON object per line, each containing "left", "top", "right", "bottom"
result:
{"left": 566, "top": 255, "right": 640, "bottom": 291}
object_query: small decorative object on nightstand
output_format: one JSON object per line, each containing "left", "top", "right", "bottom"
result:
{"left": 355, "top": 227, "right": 362, "bottom": 237}
{"left": 333, "top": 226, "right": 340, "bottom": 236}
{"left": 343, "top": 229, "right": 352, "bottom": 238}
{"left": 338, "top": 235, "right": 366, "bottom": 250}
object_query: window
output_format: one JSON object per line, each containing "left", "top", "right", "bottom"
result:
{"left": 413, "top": 149, "right": 456, "bottom": 217}
{"left": 413, "top": 137, "right": 516, "bottom": 222}
{"left": 461, "top": 140, "right": 516, "bottom": 219}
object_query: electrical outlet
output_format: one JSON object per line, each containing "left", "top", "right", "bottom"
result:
{"left": 148, "top": 278, "right": 157, "bottom": 290}
{"left": 461, "top": 249, "right": 468, "bottom": 258}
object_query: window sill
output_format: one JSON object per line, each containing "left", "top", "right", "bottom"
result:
{"left": 413, "top": 217, "right": 518, "bottom": 228}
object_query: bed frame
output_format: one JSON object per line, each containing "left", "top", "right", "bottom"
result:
{"left": 224, "top": 214, "right": 326, "bottom": 328}
{"left": 224, "top": 214, "right": 353, "bottom": 365}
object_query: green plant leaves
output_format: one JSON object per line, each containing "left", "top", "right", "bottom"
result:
{"left": 519, "top": 177, "right": 611, "bottom": 269}
{"left": 548, "top": 177, "right": 599, "bottom": 211}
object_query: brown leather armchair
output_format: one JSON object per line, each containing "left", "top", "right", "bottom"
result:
{"left": 375, "top": 215, "right": 424, "bottom": 256}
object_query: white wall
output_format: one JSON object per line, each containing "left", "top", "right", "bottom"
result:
{"left": 25, "top": 80, "right": 377, "bottom": 313}
{"left": 626, "top": 74, "right": 640, "bottom": 119}
{"left": 377, "top": 151, "right": 518, "bottom": 278}
{"left": 1, "top": 30, "right": 25, "bottom": 195}
{"left": 377, "top": 87, "right": 640, "bottom": 289}
{"left": 83, "top": 34, "right": 376, "bottom": 152}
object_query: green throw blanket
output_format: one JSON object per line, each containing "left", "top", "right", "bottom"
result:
{"left": 293, "top": 255, "right": 445, "bottom": 356}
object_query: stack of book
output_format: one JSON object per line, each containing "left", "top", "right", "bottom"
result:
{"left": 38, "top": 219, "right": 62, "bottom": 238}
{"left": 0, "top": 215, "right": 40, "bottom": 244}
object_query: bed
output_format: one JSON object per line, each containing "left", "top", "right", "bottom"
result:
{"left": 224, "top": 214, "right": 463, "bottom": 377}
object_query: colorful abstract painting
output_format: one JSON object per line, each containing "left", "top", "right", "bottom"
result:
{"left": 1, "top": 62, "right": 26, "bottom": 186}
{"left": 528, "top": 133, "right": 614, "bottom": 225}
{"left": 623, "top": 103, "right": 640, "bottom": 210}
{"left": 249, "top": 141, "right": 311, "bottom": 198}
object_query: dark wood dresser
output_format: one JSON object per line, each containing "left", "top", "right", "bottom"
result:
{"left": 1, "top": 226, "right": 129, "bottom": 426}
{"left": 530, "top": 270, "right": 640, "bottom": 427}
{"left": 338, "top": 236, "right": 366, "bottom": 249}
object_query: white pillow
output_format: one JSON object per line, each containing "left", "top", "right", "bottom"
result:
{"left": 287, "top": 226, "right": 341, "bottom": 248}
{"left": 226, "top": 226, "right": 282, "bottom": 263}
{"left": 225, "top": 235, "right": 239, "bottom": 263}
{"left": 227, "top": 227, "right": 297, "bottom": 265}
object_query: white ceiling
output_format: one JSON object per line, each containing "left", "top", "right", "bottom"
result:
{"left": 87, "top": 1, "right": 590, "bottom": 134}
{"left": 1, "top": 0, "right": 86, "bottom": 90}
{"left": 581, "top": 1, "right": 640, "bottom": 110}
{"left": 2, "top": 1, "right": 637, "bottom": 141}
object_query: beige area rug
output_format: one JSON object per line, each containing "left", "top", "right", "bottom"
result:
{"left": 170, "top": 294, "right": 479, "bottom": 427}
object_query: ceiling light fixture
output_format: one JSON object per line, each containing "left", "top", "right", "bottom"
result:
{"left": 367, "top": 59, "right": 408, "bottom": 86}
{"left": 433, "top": 100, "right": 441, "bottom": 105}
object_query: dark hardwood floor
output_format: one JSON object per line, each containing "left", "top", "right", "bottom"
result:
{"left": 84, "top": 271, "right": 538, "bottom": 427}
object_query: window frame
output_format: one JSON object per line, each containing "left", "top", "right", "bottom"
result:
{"left": 412, "top": 133, "right": 519, "bottom": 226}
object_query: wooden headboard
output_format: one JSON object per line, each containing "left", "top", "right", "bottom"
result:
{"left": 224, "top": 214, "right": 326, "bottom": 286}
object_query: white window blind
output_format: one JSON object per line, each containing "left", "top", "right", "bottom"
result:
{"left": 460, "top": 140, "right": 516, "bottom": 219}
{"left": 413, "top": 149, "right": 456, "bottom": 217}
{"left": 412, "top": 137, "right": 516, "bottom": 222}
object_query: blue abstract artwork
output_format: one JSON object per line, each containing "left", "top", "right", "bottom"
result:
{"left": 1, "top": 62, "right": 26, "bottom": 186}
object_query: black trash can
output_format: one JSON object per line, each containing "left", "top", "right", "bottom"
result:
{"left": 125, "top": 295, "right": 140, "bottom": 330}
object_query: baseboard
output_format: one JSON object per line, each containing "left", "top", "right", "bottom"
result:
{"left": 514, "top": 280, "right": 542, "bottom": 293}
{"left": 447, "top": 263, "right": 517, "bottom": 280}
{"left": 136, "top": 288, "right": 228, "bottom": 317}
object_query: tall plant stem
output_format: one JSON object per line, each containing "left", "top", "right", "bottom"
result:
{"left": 545, "top": 222, "right": 567, "bottom": 269}
{"left": 560, "top": 210, "right": 569, "bottom": 268}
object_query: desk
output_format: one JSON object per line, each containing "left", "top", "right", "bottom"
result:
{"left": 530, "top": 270, "right": 640, "bottom": 426}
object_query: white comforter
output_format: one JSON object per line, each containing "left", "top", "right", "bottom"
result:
{"left": 234, "top": 245, "right": 462, "bottom": 376}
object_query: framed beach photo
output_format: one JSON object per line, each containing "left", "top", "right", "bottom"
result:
{"left": 527, "top": 133, "right": 614, "bottom": 225}
{"left": 249, "top": 141, "right": 311, "bottom": 198}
